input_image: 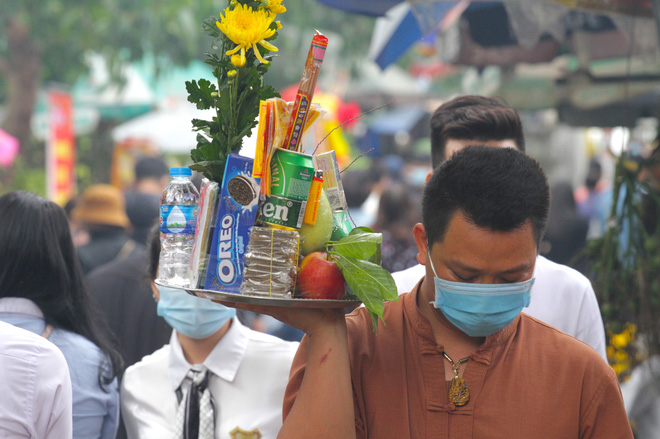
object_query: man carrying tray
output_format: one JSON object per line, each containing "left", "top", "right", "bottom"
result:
{"left": 225, "top": 146, "right": 632, "bottom": 438}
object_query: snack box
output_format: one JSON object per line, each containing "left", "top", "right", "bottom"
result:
{"left": 204, "top": 154, "right": 260, "bottom": 293}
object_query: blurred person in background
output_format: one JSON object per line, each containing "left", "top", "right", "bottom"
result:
{"left": 392, "top": 95, "right": 607, "bottom": 361}
{"left": 0, "top": 320, "right": 73, "bottom": 438}
{"left": 121, "top": 226, "right": 299, "bottom": 438}
{"left": 356, "top": 155, "right": 404, "bottom": 227}
{"left": 341, "top": 167, "right": 382, "bottom": 228}
{"left": 73, "top": 184, "right": 140, "bottom": 274}
{"left": 575, "top": 158, "right": 613, "bottom": 239}
{"left": 541, "top": 181, "right": 589, "bottom": 271}
{"left": 124, "top": 156, "right": 170, "bottom": 245}
{"left": 0, "top": 191, "right": 122, "bottom": 439}
{"left": 86, "top": 220, "right": 172, "bottom": 439}
{"left": 85, "top": 218, "right": 172, "bottom": 374}
{"left": 64, "top": 195, "right": 90, "bottom": 247}
{"left": 372, "top": 181, "right": 421, "bottom": 273}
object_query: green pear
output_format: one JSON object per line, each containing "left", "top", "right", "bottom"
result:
{"left": 299, "top": 189, "right": 333, "bottom": 256}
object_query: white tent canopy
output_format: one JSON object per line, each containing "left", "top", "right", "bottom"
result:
{"left": 112, "top": 101, "right": 258, "bottom": 158}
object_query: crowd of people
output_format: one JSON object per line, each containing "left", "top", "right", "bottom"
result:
{"left": 2, "top": 94, "right": 651, "bottom": 438}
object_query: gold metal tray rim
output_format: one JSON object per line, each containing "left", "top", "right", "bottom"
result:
{"left": 155, "top": 280, "right": 361, "bottom": 308}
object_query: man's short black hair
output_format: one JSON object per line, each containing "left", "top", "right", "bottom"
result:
{"left": 135, "top": 156, "right": 169, "bottom": 181}
{"left": 422, "top": 146, "right": 549, "bottom": 247}
{"left": 430, "top": 96, "right": 525, "bottom": 168}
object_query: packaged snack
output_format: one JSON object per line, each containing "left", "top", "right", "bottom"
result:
{"left": 240, "top": 226, "right": 299, "bottom": 298}
{"left": 204, "top": 154, "right": 260, "bottom": 294}
{"left": 189, "top": 178, "right": 220, "bottom": 288}
{"left": 283, "top": 31, "right": 328, "bottom": 152}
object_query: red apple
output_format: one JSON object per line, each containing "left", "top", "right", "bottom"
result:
{"left": 297, "top": 251, "right": 347, "bottom": 300}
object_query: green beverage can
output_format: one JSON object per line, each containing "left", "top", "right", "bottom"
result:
{"left": 269, "top": 149, "right": 314, "bottom": 202}
{"left": 259, "top": 194, "right": 305, "bottom": 230}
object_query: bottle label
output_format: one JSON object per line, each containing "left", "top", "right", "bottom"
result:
{"left": 160, "top": 205, "right": 198, "bottom": 234}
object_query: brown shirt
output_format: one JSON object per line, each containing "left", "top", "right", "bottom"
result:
{"left": 283, "top": 284, "right": 633, "bottom": 438}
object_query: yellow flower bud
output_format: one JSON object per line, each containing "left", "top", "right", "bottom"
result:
{"left": 211, "top": 92, "right": 218, "bottom": 97}
{"left": 231, "top": 54, "right": 246, "bottom": 67}
{"left": 228, "top": 70, "right": 237, "bottom": 78}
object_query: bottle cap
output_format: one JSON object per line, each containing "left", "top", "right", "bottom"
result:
{"left": 170, "top": 167, "right": 192, "bottom": 177}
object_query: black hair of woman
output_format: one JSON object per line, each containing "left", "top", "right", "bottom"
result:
{"left": 0, "top": 191, "right": 123, "bottom": 386}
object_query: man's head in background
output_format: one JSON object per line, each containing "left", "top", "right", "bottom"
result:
{"left": 430, "top": 95, "right": 525, "bottom": 169}
{"left": 133, "top": 156, "right": 169, "bottom": 196}
{"left": 125, "top": 156, "right": 169, "bottom": 245}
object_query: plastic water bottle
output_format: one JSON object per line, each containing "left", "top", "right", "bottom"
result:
{"left": 159, "top": 167, "right": 200, "bottom": 287}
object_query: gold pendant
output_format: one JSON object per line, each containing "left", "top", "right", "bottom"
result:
{"left": 448, "top": 376, "right": 470, "bottom": 407}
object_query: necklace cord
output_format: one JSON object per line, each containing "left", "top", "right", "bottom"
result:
{"left": 442, "top": 351, "right": 470, "bottom": 375}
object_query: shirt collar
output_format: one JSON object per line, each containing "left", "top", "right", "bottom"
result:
{"left": 405, "top": 278, "right": 520, "bottom": 358}
{"left": 168, "top": 316, "right": 249, "bottom": 390}
{"left": 0, "top": 297, "right": 45, "bottom": 319}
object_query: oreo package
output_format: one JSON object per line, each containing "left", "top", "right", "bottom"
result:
{"left": 204, "top": 154, "right": 260, "bottom": 293}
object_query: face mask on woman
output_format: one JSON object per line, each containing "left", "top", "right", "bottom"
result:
{"left": 156, "top": 286, "right": 236, "bottom": 339}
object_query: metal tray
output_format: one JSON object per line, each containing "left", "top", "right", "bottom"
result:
{"left": 155, "top": 280, "right": 361, "bottom": 308}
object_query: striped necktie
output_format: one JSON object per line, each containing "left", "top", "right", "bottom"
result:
{"left": 173, "top": 368, "right": 215, "bottom": 439}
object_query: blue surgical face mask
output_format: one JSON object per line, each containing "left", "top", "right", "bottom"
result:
{"left": 427, "top": 250, "right": 534, "bottom": 337}
{"left": 156, "top": 286, "right": 236, "bottom": 339}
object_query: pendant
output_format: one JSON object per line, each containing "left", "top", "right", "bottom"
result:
{"left": 448, "top": 376, "right": 470, "bottom": 407}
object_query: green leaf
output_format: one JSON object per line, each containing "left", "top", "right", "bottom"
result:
{"left": 332, "top": 230, "right": 382, "bottom": 261}
{"left": 330, "top": 253, "right": 398, "bottom": 330}
{"left": 186, "top": 79, "right": 217, "bottom": 110}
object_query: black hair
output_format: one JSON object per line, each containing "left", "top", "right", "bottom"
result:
{"left": 147, "top": 222, "right": 161, "bottom": 281}
{"left": 135, "top": 156, "right": 169, "bottom": 181}
{"left": 0, "top": 191, "right": 122, "bottom": 386}
{"left": 430, "top": 95, "right": 525, "bottom": 168}
{"left": 585, "top": 158, "right": 602, "bottom": 190}
{"left": 374, "top": 181, "right": 420, "bottom": 230}
{"left": 422, "top": 146, "right": 549, "bottom": 247}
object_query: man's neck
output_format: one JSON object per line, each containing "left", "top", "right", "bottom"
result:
{"left": 177, "top": 319, "right": 232, "bottom": 365}
{"left": 416, "top": 277, "right": 484, "bottom": 362}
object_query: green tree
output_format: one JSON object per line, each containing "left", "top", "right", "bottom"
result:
{"left": 0, "top": 0, "right": 219, "bottom": 187}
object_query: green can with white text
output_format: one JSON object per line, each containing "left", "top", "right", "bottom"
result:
{"left": 269, "top": 148, "right": 314, "bottom": 202}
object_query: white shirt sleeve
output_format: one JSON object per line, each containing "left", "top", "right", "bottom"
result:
{"left": 0, "top": 321, "right": 73, "bottom": 439}
{"left": 573, "top": 280, "right": 607, "bottom": 361}
{"left": 33, "top": 342, "right": 74, "bottom": 439}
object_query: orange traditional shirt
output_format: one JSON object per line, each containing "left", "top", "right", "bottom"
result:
{"left": 284, "top": 283, "right": 633, "bottom": 438}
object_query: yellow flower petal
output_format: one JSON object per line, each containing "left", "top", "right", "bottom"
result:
{"left": 253, "top": 44, "right": 269, "bottom": 64}
{"left": 226, "top": 45, "right": 241, "bottom": 56}
{"left": 259, "top": 39, "right": 278, "bottom": 52}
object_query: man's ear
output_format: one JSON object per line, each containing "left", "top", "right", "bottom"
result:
{"left": 413, "top": 223, "right": 429, "bottom": 266}
{"left": 425, "top": 171, "right": 432, "bottom": 184}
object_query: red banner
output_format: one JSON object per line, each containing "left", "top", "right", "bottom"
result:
{"left": 47, "top": 91, "right": 76, "bottom": 206}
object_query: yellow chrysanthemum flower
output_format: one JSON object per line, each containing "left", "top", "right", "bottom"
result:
{"left": 217, "top": 4, "right": 279, "bottom": 65}
{"left": 263, "top": 0, "right": 286, "bottom": 14}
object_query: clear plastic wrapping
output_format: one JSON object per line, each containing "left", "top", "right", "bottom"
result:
{"left": 240, "top": 226, "right": 300, "bottom": 298}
